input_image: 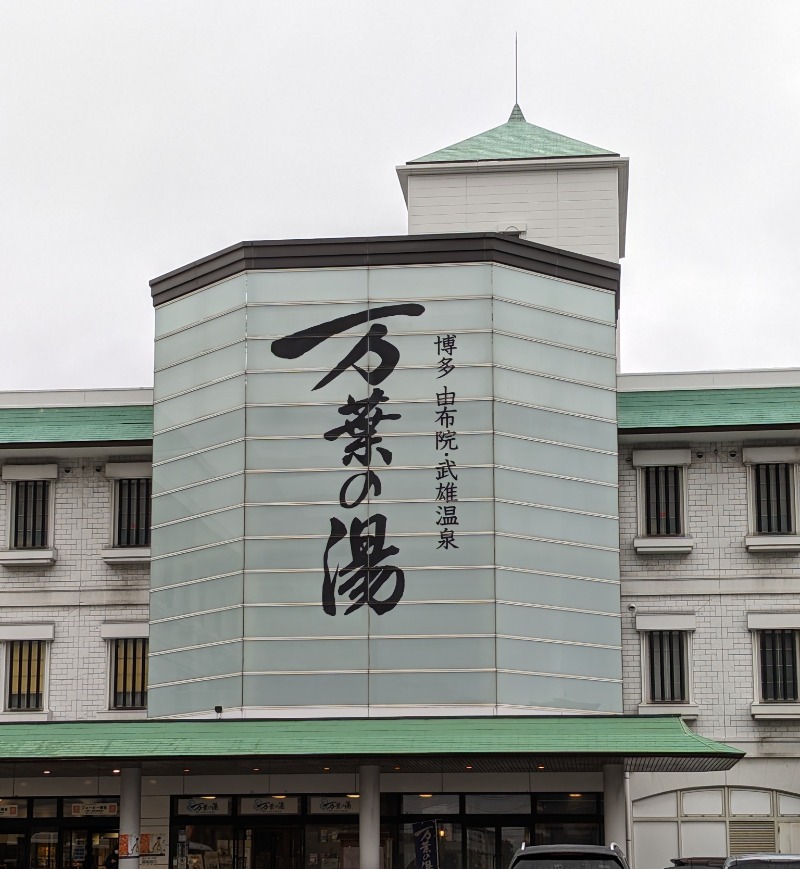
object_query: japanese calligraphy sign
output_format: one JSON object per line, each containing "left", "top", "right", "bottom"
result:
{"left": 150, "top": 256, "right": 622, "bottom": 717}
{"left": 176, "top": 798, "right": 231, "bottom": 815}
{"left": 412, "top": 821, "right": 440, "bottom": 869}
{"left": 433, "top": 336, "right": 460, "bottom": 551}
{"left": 240, "top": 797, "right": 300, "bottom": 815}
{"left": 272, "top": 303, "right": 426, "bottom": 615}
{"left": 309, "top": 796, "right": 358, "bottom": 814}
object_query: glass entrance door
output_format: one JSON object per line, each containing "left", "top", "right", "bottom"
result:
{"left": 28, "top": 830, "right": 56, "bottom": 869}
{"left": 465, "top": 826, "right": 529, "bottom": 869}
{"left": 500, "top": 827, "right": 527, "bottom": 868}
{"left": 250, "top": 829, "right": 301, "bottom": 869}
{"left": 466, "top": 827, "right": 495, "bottom": 869}
{"left": 63, "top": 829, "right": 117, "bottom": 869}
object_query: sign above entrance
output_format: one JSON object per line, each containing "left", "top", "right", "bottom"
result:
{"left": 309, "top": 796, "right": 358, "bottom": 814}
{"left": 239, "top": 797, "right": 300, "bottom": 815}
{"left": 70, "top": 801, "right": 119, "bottom": 817}
{"left": 177, "top": 798, "right": 232, "bottom": 815}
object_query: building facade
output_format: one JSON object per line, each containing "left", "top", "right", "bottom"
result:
{"left": 0, "top": 104, "right": 795, "bottom": 869}
{"left": 617, "top": 370, "right": 800, "bottom": 865}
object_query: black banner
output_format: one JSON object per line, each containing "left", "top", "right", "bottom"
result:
{"left": 411, "top": 820, "right": 439, "bottom": 869}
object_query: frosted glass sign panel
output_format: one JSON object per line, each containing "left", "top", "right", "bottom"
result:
{"left": 491, "top": 265, "right": 620, "bottom": 712}
{"left": 150, "top": 273, "right": 247, "bottom": 716}
{"left": 149, "top": 249, "right": 621, "bottom": 718}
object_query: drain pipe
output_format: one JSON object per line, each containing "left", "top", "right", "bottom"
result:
{"left": 624, "top": 771, "right": 633, "bottom": 867}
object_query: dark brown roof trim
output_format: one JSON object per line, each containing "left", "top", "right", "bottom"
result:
{"left": 150, "top": 233, "right": 620, "bottom": 308}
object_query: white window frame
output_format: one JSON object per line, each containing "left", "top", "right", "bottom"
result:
{"left": 101, "top": 463, "right": 152, "bottom": 565}
{"left": 0, "top": 465, "right": 58, "bottom": 566}
{"left": 748, "top": 612, "right": 800, "bottom": 718}
{"left": 632, "top": 449, "right": 694, "bottom": 554}
{"left": 744, "top": 447, "right": 800, "bottom": 552}
{"left": 97, "top": 623, "right": 149, "bottom": 720}
{"left": 636, "top": 613, "right": 698, "bottom": 718}
{"left": 0, "top": 624, "right": 53, "bottom": 721}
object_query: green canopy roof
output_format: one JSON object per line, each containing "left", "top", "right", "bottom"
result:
{"left": 0, "top": 717, "right": 742, "bottom": 774}
{"left": 409, "top": 105, "right": 617, "bottom": 164}
{"left": 0, "top": 405, "right": 152, "bottom": 446}
{"left": 618, "top": 387, "right": 800, "bottom": 431}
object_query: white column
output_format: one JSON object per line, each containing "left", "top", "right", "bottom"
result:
{"left": 120, "top": 767, "right": 142, "bottom": 869}
{"left": 603, "top": 763, "right": 626, "bottom": 851}
{"left": 359, "top": 765, "right": 381, "bottom": 869}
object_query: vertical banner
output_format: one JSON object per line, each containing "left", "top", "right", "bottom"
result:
{"left": 412, "top": 821, "right": 439, "bottom": 869}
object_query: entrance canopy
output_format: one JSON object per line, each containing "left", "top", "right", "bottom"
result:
{"left": 0, "top": 716, "right": 742, "bottom": 777}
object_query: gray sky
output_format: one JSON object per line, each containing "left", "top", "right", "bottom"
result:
{"left": 2, "top": 0, "right": 799, "bottom": 390}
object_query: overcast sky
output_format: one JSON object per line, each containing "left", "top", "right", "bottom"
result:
{"left": 1, "top": 0, "right": 799, "bottom": 390}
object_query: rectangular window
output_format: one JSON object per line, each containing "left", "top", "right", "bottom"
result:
{"left": 111, "top": 638, "right": 148, "bottom": 709}
{"left": 115, "top": 479, "right": 151, "bottom": 547}
{"left": 643, "top": 466, "right": 682, "bottom": 536}
{"left": 12, "top": 481, "right": 49, "bottom": 549}
{"left": 759, "top": 629, "right": 798, "bottom": 702}
{"left": 753, "top": 463, "right": 794, "bottom": 534}
{"left": 647, "top": 630, "right": 688, "bottom": 703}
{"left": 6, "top": 640, "right": 45, "bottom": 710}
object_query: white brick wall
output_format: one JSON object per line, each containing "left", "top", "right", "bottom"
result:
{"left": 620, "top": 441, "right": 800, "bottom": 743}
{"left": 0, "top": 457, "right": 149, "bottom": 720}
{"left": 619, "top": 442, "right": 800, "bottom": 577}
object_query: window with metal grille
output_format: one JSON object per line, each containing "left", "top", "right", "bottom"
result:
{"left": 753, "top": 463, "right": 794, "bottom": 534}
{"left": 111, "top": 638, "right": 148, "bottom": 709}
{"left": 12, "top": 481, "right": 49, "bottom": 548}
{"left": 647, "top": 630, "right": 688, "bottom": 703}
{"left": 115, "top": 479, "right": 151, "bottom": 547}
{"left": 6, "top": 640, "right": 45, "bottom": 710}
{"left": 643, "top": 466, "right": 682, "bottom": 536}
{"left": 759, "top": 629, "right": 798, "bottom": 702}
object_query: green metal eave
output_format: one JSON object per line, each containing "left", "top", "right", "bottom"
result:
{"left": 0, "top": 717, "right": 742, "bottom": 774}
{"left": 409, "top": 105, "right": 617, "bottom": 163}
{"left": 0, "top": 406, "right": 153, "bottom": 446}
{"left": 5, "top": 390, "right": 798, "bottom": 444}
{"left": 618, "top": 387, "right": 800, "bottom": 432}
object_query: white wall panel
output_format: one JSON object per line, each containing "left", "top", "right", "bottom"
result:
{"left": 680, "top": 821, "right": 727, "bottom": 856}
{"left": 633, "top": 822, "right": 678, "bottom": 869}
{"left": 407, "top": 167, "right": 620, "bottom": 262}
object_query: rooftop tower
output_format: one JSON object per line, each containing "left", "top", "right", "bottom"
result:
{"left": 397, "top": 104, "right": 629, "bottom": 263}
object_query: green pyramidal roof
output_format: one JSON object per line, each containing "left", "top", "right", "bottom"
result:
{"left": 410, "top": 104, "right": 617, "bottom": 163}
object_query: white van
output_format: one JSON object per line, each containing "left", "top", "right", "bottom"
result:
{"left": 509, "top": 844, "right": 630, "bottom": 869}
